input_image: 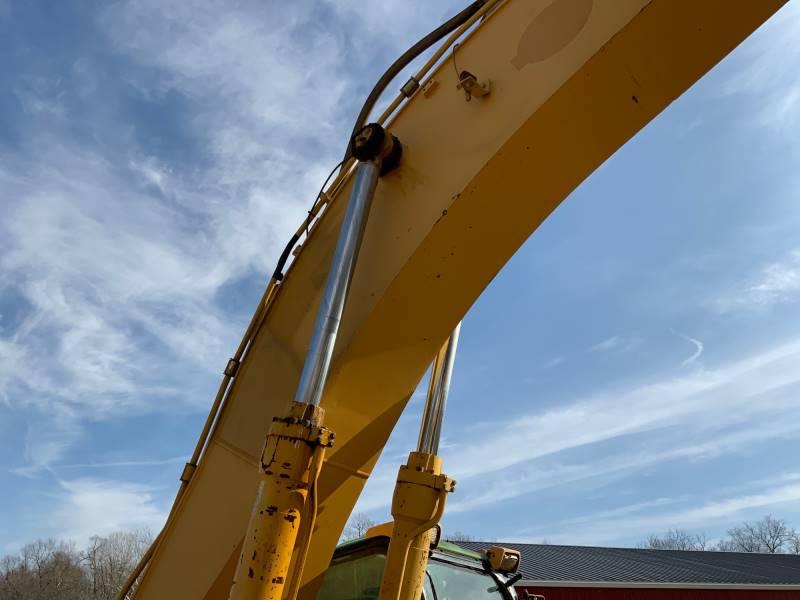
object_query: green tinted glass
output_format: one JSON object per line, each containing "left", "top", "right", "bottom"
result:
{"left": 317, "top": 551, "right": 386, "bottom": 600}
{"left": 426, "top": 561, "right": 505, "bottom": 599}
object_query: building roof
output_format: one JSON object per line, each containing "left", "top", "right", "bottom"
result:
{"left": 456, "top": 542, "right": 800, "bottom": 586}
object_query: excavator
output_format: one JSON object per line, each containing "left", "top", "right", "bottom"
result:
{"left": 117, "top": 0, "right": 788, "bottom": 598}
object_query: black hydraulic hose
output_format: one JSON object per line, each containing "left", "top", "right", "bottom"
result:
{"left": 275, "top": 1, "right": 488, "bottom": 282}
{"left": 272, "top": 158, "right": 344, "bottom": 281}
{"left": 342, "top": 0, "right": 489, "bottom": 163}
{"left": 271, "top": 234, "right": 299, "bottom": 281}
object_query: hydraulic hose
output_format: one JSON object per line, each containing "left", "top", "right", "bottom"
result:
{"left": 342, "top": 0, "right": 489, "bottom": 162}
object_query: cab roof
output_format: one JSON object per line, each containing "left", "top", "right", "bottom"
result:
{"left": 334, "top": 535, "right": 485, "bottom": 564}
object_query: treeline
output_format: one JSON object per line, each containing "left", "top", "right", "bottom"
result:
{"left": 4, "top": 515, "right": 798, "bottom": 599}
{"left": 0, "top": 530, "right": 151, "bottom": 600}
{"left": 641, "top": 515, "right": 800, "bottom": 553}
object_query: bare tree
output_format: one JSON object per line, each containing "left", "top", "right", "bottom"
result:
{"left": 693, "top": 532, "right": 709, "bottom": 551}
{"left": 342, "top": 513, "right": 377, "bottom": 540}
{"left": 725, "top": 515, "right": 792, "bottom": 553}
{"left": 0, "top": 531, "right": 152, "bottom": 600}
{"left": 714, "top": 539, "right": 737, "bottom": 552}
{"left": 639, "top": 529, "right": 707, "bottom": 551}
{"left": 83, "top": 530, "right": 152, "bottom": 600}
{"left": 724, "top": 523, "right": 762, "bottom": 553}
{"left": 785, "top": 529, "right": 800, "bottom": 555}
{"left": 444, "top": 531, "right": 475, "bottom": 542}
{"left": 0, "top": 539, "right": 86, "bottom": 600}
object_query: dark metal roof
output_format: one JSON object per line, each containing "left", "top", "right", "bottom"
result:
{"left": 456, "top": 542, "right": 800, "bottom": 585}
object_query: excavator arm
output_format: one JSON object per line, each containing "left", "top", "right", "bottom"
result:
{"left": 130, "top": 1, "right": 785, "bottom": 598}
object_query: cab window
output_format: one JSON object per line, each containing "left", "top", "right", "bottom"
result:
{"left": 316, "top": 549, "right": 385, "bottom": 600}
{"left": 425, "top": 560, "right": 507, "bottom": 600}
{"left": 317, "top": 545, "right": 509, "bottom": 600}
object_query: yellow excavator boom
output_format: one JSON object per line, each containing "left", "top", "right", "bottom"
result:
{"left": 131, "top": 1, "right": 785, "bottom": 597}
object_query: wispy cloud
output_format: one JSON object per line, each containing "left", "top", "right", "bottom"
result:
{"left": 356, "top": 334, "right": 800, "bottom": 519}
{"left": 588, "top": 336, "right": 620, "bottom": 353}
{"left": 670, "top": 330, "right": 704, "bottom": 367}
{"left": 438, "top": 335, "right": 800, "bottom": 514}
{"left": 1, "top": 0, "right": 398, "bottom": 471}
{"left": 55, "top": 456, "right": 186, "bottom": 470}
{"left": 528, "top": 477, "right": 800, "bottom": 546}
{"left": 446, "top": 417, "right": 800, "bottom": 516}
{"left": 586, "top": 334, "right": 642, "bottom": 354}
{"left": 9, "top": 409, "right": 83, "bottom": 478}
{"left": 51, "top": 478, "right": 167, "bottom": 543}
{"left": 716, "top": 249, "right": 800, "bottom": 311}
{"left": 723, "top": 1, "right": 800, "bottom": 130}
{"left": 0, "top": 338, "right": 26, "bottom": 404}
{"left": 524, "top": 497, "right": 681, "bottom": 534}
{"left": 542, "top": 356, "right": 565, "bottom": 369}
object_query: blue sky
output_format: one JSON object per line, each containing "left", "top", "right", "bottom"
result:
{"left": 1, "top": 0, "right": 800, "bottom": 551}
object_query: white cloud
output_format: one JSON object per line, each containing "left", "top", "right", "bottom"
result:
{"left": 52, "top": 478, "right": 167, "bottom": 543}
{"left": 746, "top": 251, "right": 800, "bottom": 303}
{"left": 4, "top": 0, "right": 798, "bottom": 549}
{"left": 723, "top": 1, "right": 800, "bottom": 130}
{"left": 13, "top": 74, "right": 67, "bottom": 117}
{"left": 0, "top": 338, "right": 26, "bottom": 404}
{"left": 671, "top": 330, "right": 704, "bottom": 367}
{"left": 530, "top": 477, "right": 800, "bottom": 546}
{"left": 55, "top": 456, "right": 186, "bottom": 470}
{"left": 450, "top": 415, "right": 800, "bottom": 518}
{"left": 1, "top": 150, "right": 237, "bottom": 415}
{"left": 716, "top": 249, "right": 800, "bottom": 311}
{"left": 7, "top": 406, "right": 84, "bottom": 478}
{"left": 528, "top": 497, "right": 680, "bottom": 532}
{"left": 20, "top": 413, "right": 83, "bottom": 474}
{"left": 100, "top": 0, "right": 353, "bottom": 167}
{"left": 1, "top": 0, "right": 473, "bottom": 505}
{"left": 438, "top": 336, "right": 800, "bottom": 513}
{"left": 2, "top": 0, "right": 396, "bottom": 471}
{"left": 354, "top": 335, "right": 800, "bottom": 518}
{"left": 588, "top": 336, "right": 619, "bottom": 352}
{"left": 585, "top": 334, "right": 643, "bottom": 354}
{"left": 541, "top": 356, "right": 564, "bottom": 369}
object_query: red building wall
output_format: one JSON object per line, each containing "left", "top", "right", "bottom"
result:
{"left": 517, "top": 586, "right": 799, "bottom": 600}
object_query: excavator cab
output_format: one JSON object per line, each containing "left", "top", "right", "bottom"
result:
{"left": 317, "top": 534, "right": 520, "bottom": 600}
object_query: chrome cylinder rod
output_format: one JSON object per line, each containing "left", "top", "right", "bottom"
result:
{"left": 417, "top": 323, "right": 461, "bottom": 454}
{"left": 293, "top": 160, "right": 381, "bottom": 406}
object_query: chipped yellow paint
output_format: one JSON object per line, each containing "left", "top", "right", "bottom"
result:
{"left": 228, "top": 402, "right": 331, "bottom": 600}
{"left": 379, "top": 452, "right": 453, "bottom": 600}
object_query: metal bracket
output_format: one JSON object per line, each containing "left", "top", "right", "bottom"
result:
{"left": 452, "top": 43, "right": 491, "bottom": 102}
{"left": 456, "top": 70, "right": 491, "bottom": 102}
{"left": 397, "top": 464, "right": 456, "bottom": 493}
{"left": 400, "top": 76, "right": 420, "bottom": 98}
{"left": 422, "top": 78, "right": 439, "bottom": 98}
{"left": 179, "top": 462, "right": 196, "bottom": 483}
{"left": 224, "top": 358, "right": 239, "bottom": 377}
